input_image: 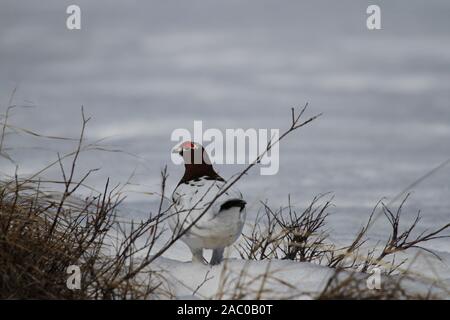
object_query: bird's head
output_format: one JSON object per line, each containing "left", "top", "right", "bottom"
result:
{"left": 172, "top": 141, "right": 211, "bottom": 165}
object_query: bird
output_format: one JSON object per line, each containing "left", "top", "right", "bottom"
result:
{"left": 169, "top": 141, "right": 246, "bottom": 265}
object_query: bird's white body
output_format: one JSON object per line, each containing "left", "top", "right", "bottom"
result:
{"left": 169, "top": 176, "right": 246, "bottom": 263}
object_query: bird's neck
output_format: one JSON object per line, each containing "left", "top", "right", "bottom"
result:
{"left": 179, "top": 163, "right": 223, "bottom": 184}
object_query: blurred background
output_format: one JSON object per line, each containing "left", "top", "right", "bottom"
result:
{"left": 0, "top": 1, "right": 449, "bottom": 246}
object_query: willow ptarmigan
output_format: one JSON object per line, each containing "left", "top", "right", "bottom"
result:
{"left": 169, "top": 141, "right": 246, "bottom": 265}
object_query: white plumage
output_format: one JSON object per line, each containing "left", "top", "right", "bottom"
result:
{"left": 169, "top": 176, "right": 246, "bottom": 264}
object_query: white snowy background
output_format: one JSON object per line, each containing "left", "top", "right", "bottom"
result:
{"left": 0, "top": 0, "right": 449, "bottom": 298}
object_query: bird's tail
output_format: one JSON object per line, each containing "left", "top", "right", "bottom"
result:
{"left": 219, "top": 199, "right": 246, "bottom": 212}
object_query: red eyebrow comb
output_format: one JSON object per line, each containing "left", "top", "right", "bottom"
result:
{"left": 181, "top": 141, "right": 195, "bottom": 148}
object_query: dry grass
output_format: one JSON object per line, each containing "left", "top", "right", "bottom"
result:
{"left": 236, "top": 194, "right": 450, "bottom": 299}
{"left": 0, "top": 106, "right": 170, "bottom": 299}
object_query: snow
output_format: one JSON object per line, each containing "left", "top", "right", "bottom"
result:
{"left": 151, "top": 257, "right": 332, "bottom": 299}
{"left": 126, "top": 214, "right": 450, "bottom": 299}
{"left": 146, "top": 251, "right": 450, "bottom": 299}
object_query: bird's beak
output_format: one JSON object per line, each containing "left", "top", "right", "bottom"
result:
{"left": 172, "top": 145, "right": 182, "bottom": 154}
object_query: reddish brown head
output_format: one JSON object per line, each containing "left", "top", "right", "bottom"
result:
{"left": 172, "top": 141, "right": 223, "bottom": 184}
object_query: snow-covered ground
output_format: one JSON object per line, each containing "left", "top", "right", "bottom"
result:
{"left": 135, "top": 213, "right": 450, "bottom": 299}
{"left": 149, "top": 253, "right": 450, "bottom": 299}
